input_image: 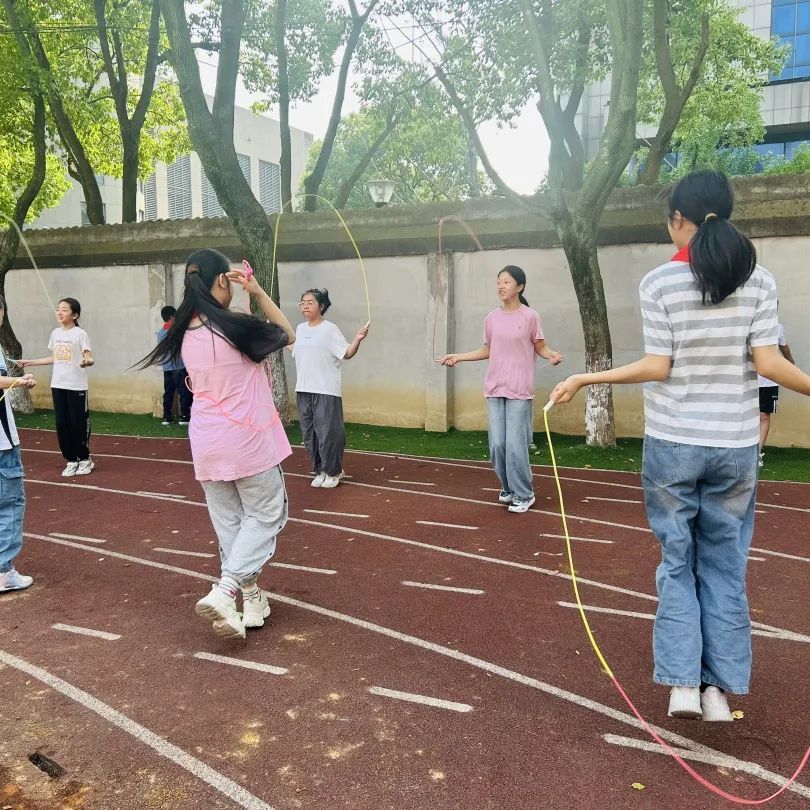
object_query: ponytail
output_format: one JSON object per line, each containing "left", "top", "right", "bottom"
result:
{"left": 136, "top": 248, "right": 288, "bottom": 369}
{"left": 668, "top": 171, "right": 756, "bottom": 305}
{"left": 499, "top": 265, "right": 530, "bottom": 307}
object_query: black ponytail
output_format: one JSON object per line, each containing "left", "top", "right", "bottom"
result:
{"left": 136, "top": 248, "right": 288, "bottom": 369}
{"left": 499, "top": 265, "right": 529, "bottom": 307}
{"left": 668, "top": 171, "right": 756, "bottom": 305}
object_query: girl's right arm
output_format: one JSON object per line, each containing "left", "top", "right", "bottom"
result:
{"left": 441, "top": 346, "right": 490, "bottom": 366}
{"left": 17, "top": 355, "right": 54, "bottom": 368}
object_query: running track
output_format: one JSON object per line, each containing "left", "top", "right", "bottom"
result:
{"left": 0, "top": 428, "right": 808, "bottom": 809}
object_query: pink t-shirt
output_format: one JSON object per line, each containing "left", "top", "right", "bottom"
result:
{"left": 182, "top": 326, "right": 291, "bottom": 481}
{"left": 483, "top": 305, "right": 544, "bottom": 399}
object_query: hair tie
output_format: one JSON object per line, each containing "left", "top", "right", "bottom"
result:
{"left": 703, "top": 213, "right": 718, "bottom": 223}
{"left": 186, "top": 264, "right": 200, "bottom": 274}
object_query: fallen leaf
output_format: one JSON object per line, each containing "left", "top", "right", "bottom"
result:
{"left": 732, "top": 710, "right": 744, "bottom": 720}
{"left": 631, "top": 783, "right": 645, "bottom": 791}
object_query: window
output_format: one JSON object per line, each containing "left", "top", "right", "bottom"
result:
{"left": 259, "top": 160, "right": 281, "bottom": 213}
{"left": 237, "top": 153, "right": 252, "bottom": 187}
{"left": 144, "top": 174, "right": 157, "bottom": 221}
{"left": 80, "top": 201, "right": 107, "bottom": 226}
{"left": 772, "top": 0, "right": 810, "bottom": 80}
{"left": 166, "top": 154, "right": 192, "bottom": 219}
{"left": 201, "top": 169, "right": 224, "bottom": 218}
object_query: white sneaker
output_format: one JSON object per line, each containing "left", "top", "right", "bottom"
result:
{"left": 498, "top": 491, "right": 513, "bottom": 504}
{"left": 62, "top": 462, "right": 79, "bottom": 477}
{"left": 195, "top": 586, "right": 245, "bottom": 639}
{"left": 75, "top": 458, "right": 94, "bottom": 475}
{"left": 701, "top": 686, "right": 733, "bottom": 722}
{"left": 243, "top": 591, "right": 271, "bottom": 629}
{"left": 311, "top": 472, "right": 326, "bottom": 488}
{"left": 320, "top": 474, "right": 341, "bottom": 489}
{"left": 758, "top": 453, "right": 764, "bottom": 468}
{"left": 508, "top": 495, "right": 536, "bottom": 513}
{"left": 0, "top": 568, "right": 33, "bottom": 592}
{"left": 668, "top": 686, "right": 702, "bottom": 719}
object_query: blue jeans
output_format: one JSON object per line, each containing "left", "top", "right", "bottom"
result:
{"left": 642, "top": 436, "right": 758, "bottom": 694}
{"left": 486, "top": 397, "right": 534, "bottom": 501}
{"left": 0, "top": 445, "right": 25, "bottom": 573}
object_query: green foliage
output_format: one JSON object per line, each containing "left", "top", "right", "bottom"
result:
{"left": 636, "top": 0, "right": 786, "bottom": 181}
{"left": 304, "top": 77, "right": 491, "bottom": 207}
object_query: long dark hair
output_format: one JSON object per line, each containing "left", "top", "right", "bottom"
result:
{"left": 136, "top": 249, "right": 288, "bottom": 368}
{"left": 668, "top": 171, "right": 756, "bottom": 305}
{"left": 60, "top": 297, "right": 81, "bottom": 326}
{"left": 499, "top": 265, "right": 529, "bottom": 306}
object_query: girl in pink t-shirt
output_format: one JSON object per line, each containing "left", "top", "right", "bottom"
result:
{"left": 138, "top": 249, "right": 295, "bottom": 639}
{"left": 441, "top": 266, "right": 562, "bottom": 513}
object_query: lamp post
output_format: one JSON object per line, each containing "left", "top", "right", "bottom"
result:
{"left": 367, "top": 178, "right": 394, "bottom": 207}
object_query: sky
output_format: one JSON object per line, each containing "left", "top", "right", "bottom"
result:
{"left": 198, "top": 56, "right": 552, "bottom": 196}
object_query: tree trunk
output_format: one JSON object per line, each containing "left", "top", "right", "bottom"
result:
{"left": 121, "top": 128, "right": 141, "bottom": 222}
{"left": 558, "top": 222, "right": 616, "bottom": 447}
{"left": 274, "top": 0, "right": 293, "bottom": 211}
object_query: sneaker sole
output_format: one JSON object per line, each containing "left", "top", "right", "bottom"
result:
{"left": 0, "top": 582, "right": 33, "bottom": 592}
{"left": 195, "top": 602, "right": 246, "bottom": 639}
{"left": 668, "top": 709, "right": 702, "bottom": 719}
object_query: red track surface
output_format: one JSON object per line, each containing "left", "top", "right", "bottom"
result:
{"left": 1, "top": 428, "right": 808, "bottom": 809}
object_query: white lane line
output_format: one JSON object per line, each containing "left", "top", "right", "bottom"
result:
{"left": 556, "top": 602, "right": 810, "bottom": 644}
{"left": 154, "top": 548, "right": 216, "bottom": 559}
{"left": 389, "top": 480, "right": 437, "bottom": 487}
{"left": 137, "top": 490, "right": 187, "bottom": 499}
{"left": 755, "top": 510, "right": 766, "bottom": 515}
{"left": 269, "top": 562, "right": 337, "bottom": 575}
{"left": 302, "top": 509, "right": 369, "bottom": 519}
{"left": 750, "top": 546, "right": 810, "bottom": 563}
{"left": 583, "top": 497, "right": 643, "bottom": 505}
{"left": 401, "top": 581, "right": 484, "bottom": 595}
{"left": 367, "top": 686, "right": 473, "bottom": 713}
{"left": 603, "top": 734, "right": 749, "bottom": 769}
{"left": 0, "top": 647, "right": 274, "bottom": 810}
{"left": 539, "top": 533, "right": 613, "bottom": 546}
{"left": 52, "top": 623, "right": 121, "bottom": 641}
{"left": 193, "top": 652, "right": 288, "bottom": 676}
{"left": 50, "top": 532, "right": 106, "bottom": 545}
{"left": 753, "top": 501, "right": 810, "bottom": 514}
{"left": 748, "top": 555, "right": 767, "bottom": 562}
{"left": 416, "top": 520, "right": 479, "bottom": 531}
{"left": 24, "top": 534, "right": 810, "bottom": 801}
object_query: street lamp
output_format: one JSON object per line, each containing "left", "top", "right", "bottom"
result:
{"left": 367, "top": 178, "right": 394, "bottom": 207}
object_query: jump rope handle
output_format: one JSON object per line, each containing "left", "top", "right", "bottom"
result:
{"left": 242, "top": 260, "right": 254, "bottom": 280}
{"left": 543, "top": 400, "right": 555, "bottom": 413}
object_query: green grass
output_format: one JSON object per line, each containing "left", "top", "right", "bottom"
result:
{"left": 14, "top": 408, "right": 810, "bottom": 482}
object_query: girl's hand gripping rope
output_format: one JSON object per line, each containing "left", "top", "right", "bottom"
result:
{"left": 355, "top": 321, "right": 370, "bottom": 342}
{"left": 241, "top": 260, "right": 254, "bottom": 281}
{"left": 549, "top": 375, "right": 585, "bottom": 405}
{"left": 227, "top": 266, "right": 262, "bottom": 297}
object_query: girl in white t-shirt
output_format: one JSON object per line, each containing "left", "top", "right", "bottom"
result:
{"left": 20, "top": 298, "right": 95, "bottom": 477}
{"left": 292, "top": 289, "right": 369, "bottom": 488}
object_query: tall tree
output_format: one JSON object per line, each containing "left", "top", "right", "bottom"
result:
{"left": 160, "top": 0, "right": 293, "bottom": 418}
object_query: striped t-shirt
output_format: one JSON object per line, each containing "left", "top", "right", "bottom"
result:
{"left": 640, "top": 250, "right": 778, "bottom": 448}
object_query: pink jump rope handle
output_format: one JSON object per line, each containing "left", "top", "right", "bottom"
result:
{"left": 242, "top": 260, "right": 254, "bottom": 280}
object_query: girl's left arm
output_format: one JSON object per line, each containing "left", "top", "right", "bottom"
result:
{"left": 344, "top": 321, "right": 370, "bottom": 360}
{"left": 534, "top": 339, "right": 563, "bottom": 365}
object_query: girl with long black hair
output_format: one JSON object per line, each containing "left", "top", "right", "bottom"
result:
{"left": 441, "top": 265, "right": 563, "bottom": 513}
{"left": 138, "top": 249, "right": 295, "bottom": 639}
{"left": 551, "top": 171, "right": 810, "bottom": 721}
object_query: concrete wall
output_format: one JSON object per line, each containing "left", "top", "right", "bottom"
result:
{"left": 6, "top": 176, "right": 810, "bottom": 446}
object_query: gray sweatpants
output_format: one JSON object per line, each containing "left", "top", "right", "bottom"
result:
{"left": 297, "top": 392, "right": 345, "bottom": 477}
{"left": 200, "top": 465, "right": 288, "bottom": 585}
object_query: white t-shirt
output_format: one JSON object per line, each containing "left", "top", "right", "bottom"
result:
{"left": 757, "top": 323, "right": 786, "bottom": 387}
{"left": 293, "top": 320, "right": 349, "bottom": 397}
{"left": 0, "top": 348, "right": 20, "bottom": 451}
{"left": 49, "top": 326, "right": 91, "bottom": 391}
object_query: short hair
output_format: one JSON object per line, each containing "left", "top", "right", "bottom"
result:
{"left": 161, "top": 305, "right": 177, "bottom": 321}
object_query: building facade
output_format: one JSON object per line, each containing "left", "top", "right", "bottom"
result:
{"left": 576, "top": 0, "right": 810, "bottom": 163}
{"left": 32, "top": 103, "right": 313, "bottom": 228}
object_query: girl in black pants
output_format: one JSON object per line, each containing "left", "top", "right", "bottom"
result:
{"left": 20, "top": 298, "right": 95, "bottom": 477}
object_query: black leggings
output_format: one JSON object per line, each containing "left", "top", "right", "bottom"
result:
{"left": 52, "top": 388, "right": 91, "bottom": 462}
